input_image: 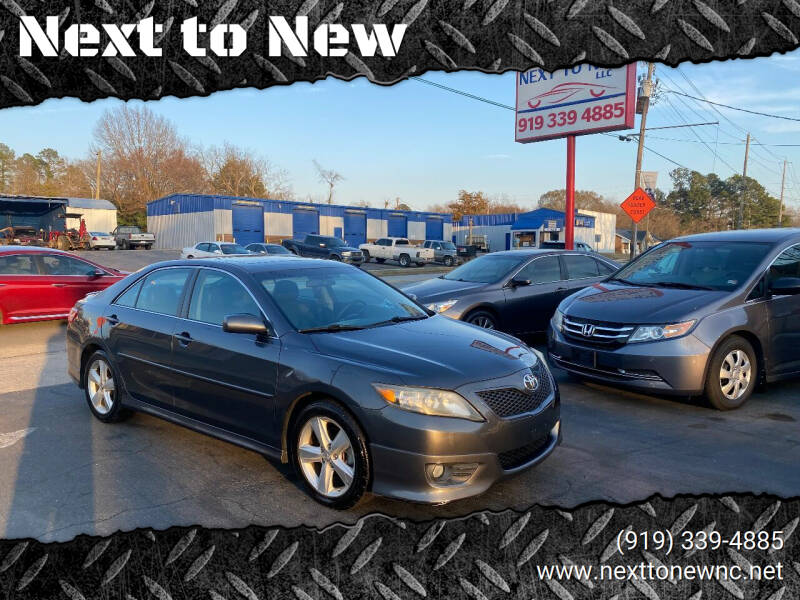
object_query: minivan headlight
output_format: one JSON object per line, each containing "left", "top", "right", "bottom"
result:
{"left": 628, "top": 320, "right": 696, "bottom": 343}
{"left": 373, "top": 384, "right": 484, "bottom": 421}
{"left": 426, "top": 299, "right": 457, "bottom": 313}
{"left": 552, "top": 309, "right": 564, "bottom": 332}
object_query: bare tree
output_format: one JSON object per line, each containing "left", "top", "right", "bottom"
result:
{"left": 313, "top": 160, "right": 344, "bottom": 204}
{"left": 203, "top": 143, "right": 293, "bottom": 199}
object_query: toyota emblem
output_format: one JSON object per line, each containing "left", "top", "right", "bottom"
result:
{"left": 523, "top": 373, "right": 539, "bottom": 392}
{"left": 581, "top": 323, "right": 596, "bottom": 337}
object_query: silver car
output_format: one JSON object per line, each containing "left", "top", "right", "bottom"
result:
{"left": 423, "top": 240, "right": 460, "bottom": 267}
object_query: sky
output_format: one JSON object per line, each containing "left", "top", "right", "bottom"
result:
{"left": 1, "top": 50, "right": 800, "bottom": 213}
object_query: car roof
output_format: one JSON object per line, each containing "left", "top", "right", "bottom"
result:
{"left": 481, "top": 249, "right": 579, "bottom": 257}
{"left": 673, "top": 228, "right": 800, "bottom": 244}
{"left": 0, "top": 245, "right": 61, "bottom": 254}
{"left": 147, "top": 256, "right": 348, "bottom": 274}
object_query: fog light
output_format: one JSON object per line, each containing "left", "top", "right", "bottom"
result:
{"left": 430, "top": 464, "right": 445, "bottom": 479}
{"left": 426, "top": 462, "right": 479, "bottom": 486}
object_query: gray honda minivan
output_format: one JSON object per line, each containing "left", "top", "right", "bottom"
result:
{"left": 548, "top": 228, "right": 800, "bottom": 410}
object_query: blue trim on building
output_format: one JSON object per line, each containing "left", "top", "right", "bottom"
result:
{"left": 459, "top": 208, "right": 595, "bottom": 231}
{"left": 147, "top": 194, "right": 452, "bottom": 223}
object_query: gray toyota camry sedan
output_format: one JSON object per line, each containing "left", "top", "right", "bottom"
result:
{"left": 67, "top": 257, "right": 560, "bottom": 508}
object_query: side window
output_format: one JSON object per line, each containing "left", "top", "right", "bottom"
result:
{"left": 564, "top": 254, "right": 600, "bottom": 279}
{"left": 115, "top": 279, "right": 143, "bottom": 307}
{"left": 135, "top": 268, "right": 191, "bottom": 316}
{"left": 595, "top": 259, "right": 617, "bottom": 275}
{"left": 209, "top": 244, "right": 220, "bottom": 253}
{"left": 769, "top": 245, "right": 800, "bottom": 281}
{"left": 196, "top": 243, "right": 208, "bottom": 252}
{"left": 747, "top": 276, "right": 766, "bottom": 301}
{"left": 189, "top": 270, "right": 261, "bottom": 326}
{"left": 516, "top": 255, "right": 563, "bottom": 284}
{"left": 41, "top": 254, "right": 98, "bottom": 276}
{"left": 397, "top": 239, "right": 409, "bottom": 245}
{"left": 0, "top": 254, "right": 37, "bottom": 275}
{"left": 377, "top": 239, "right": 388, "bottom": 246}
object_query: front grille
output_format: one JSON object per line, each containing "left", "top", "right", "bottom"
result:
{"left": 498, "top": 436, "right": 551, "bottom": 470}
{"left": 476, "top": 364, "right": 552, "bottom": 418}
{"left": 563, "top": 316, "right": 634, "bottom": 347}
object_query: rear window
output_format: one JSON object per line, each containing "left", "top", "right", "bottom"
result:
{"left": 564, "top": 254, "right": 600, "bottom": 279}
{"left": 396, "top": 239, "right": 409, "bottom": 245}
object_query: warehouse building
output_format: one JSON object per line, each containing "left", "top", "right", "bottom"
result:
{"left": 0, "top": 194, "right": 117, "bottom": 233}
{"left": 146, "top": 194, "right": 453, "bottom": 249}
{"left": 453, "top": 207, "right": 617, "bottom": 253}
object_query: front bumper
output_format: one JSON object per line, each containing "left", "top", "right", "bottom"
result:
{"left": 547, "top": 324, "right": 711, "bottom": 395}
{"left": 342, "top": 255, "right": 364, "bottom": 265}
{"left": 91, "top": 241, "right": 116, "bottom": 248}
{"left": 368, "top": 367, "right": 561, "bottom": 504}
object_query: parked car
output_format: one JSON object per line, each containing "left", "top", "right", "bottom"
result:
{"left": 89, "top": 232, "right": 116, "bottom": 250}
{"left": 66, "top": 257, "right": 560, "bottom": 508}
{"left": 548, "top": 228, "right": 800, "bottom": 410}
{"left": 281, "top": 235, "right": 363, "bottom": 264}
{"left": 181, "top": 242, "right": 253, "bottom": 259}
{"left": 539, "top": 241, "right": 595, "bottom": 253}
{"left": 113, "top": 226, "right": 155, "bottom": 250}
{"left": 246, "top": 243, "right": 294, "bottom": 256}
{"left": 0, "top": 246, "right": 126, "bottom": 324}
{"left": 423, "top": 240, "right": 460, "bottom": 267}
{"left": 405, "top": 249, "right": 619, "bottom": 334}
{"left": 359, "top": 237, "right": 434, "bottom": 267}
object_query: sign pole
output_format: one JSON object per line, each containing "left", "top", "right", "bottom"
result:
{"left": 565, "top": 135, "right": 575, "bottom": 250}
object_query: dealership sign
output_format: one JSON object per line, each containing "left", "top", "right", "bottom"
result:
{"left": 515, "top": 64, "right": 636, "bottom": 143}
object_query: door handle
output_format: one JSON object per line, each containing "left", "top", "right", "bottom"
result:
{"left": 52, "top": 283, "right": 68, "bottom": 287}
{"left": 175, "top": 331, "right": 192, "bottom": 346}
{"left": 105, "top": 314, "right": 119, "bottom": 325}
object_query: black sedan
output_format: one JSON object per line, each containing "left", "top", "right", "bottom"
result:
{"left": 66, "top": 257, "right": 560, "bottom": 508}
{"left": 405, "top": 250, "right": 619, "bottom": 335}
{"left": 246, "top": 243, "right": 294, "bottom": 256}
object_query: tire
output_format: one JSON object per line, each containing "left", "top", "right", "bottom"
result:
{"left": 187, "top": 255, "right": 194, "bottom": 259}
{"left": 416, "top": 262, "right": 425, "bottom": 267}
{"left": 330, "top": 254, "right": 342, "bottom": 261}
{"left": 290, "top": 400, "right": 370, "bottom": 509}
{"left": 83, "top": 350, "right": 129, "bottom": 423}
{"left": 443, "top": 255, "right": 454, "bottom": 267}
{"left": 398, "top": 254, "right": 410, "bottom": 268}
{"left": 464, "top": 309, "right": 497, "bottom": 330}
{"left": 704, "top": 335, "right": 757, "bottom": 410}
{"left": 145, "top": 245, "right": 152, "bottom": 250}
{"left": 362, "top": 250, "right": 370, "bottom": 262}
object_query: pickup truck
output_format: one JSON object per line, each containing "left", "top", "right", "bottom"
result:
{"left": 281, "top": 235, "right": 364, "bottom": 264}
{"left": 422, "top": 240, "right": 460, "bottom": 267}
{"left": 359, "top": 237, "right": 434, "bottom": 267}
{"left": 113, "top": 226, "right": 155, "bottom": 250}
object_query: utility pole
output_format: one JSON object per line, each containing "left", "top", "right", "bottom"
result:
{"left": 94, "top": 151, "right": 102, "bottom": 201}
{"left": 779, "top": 159, "right": 787, "bottom": 227}
{"left": 738, "top": 133, "right": 750, "bottom": 229}
{"left": 631, "top": 62, "right": 655, "bottom": 260}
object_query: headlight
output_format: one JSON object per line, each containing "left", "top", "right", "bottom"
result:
{"left": 426, "top": 299, "right": 457, "bottom": 313}
{"left": 342, "top": 251, "right": 352, "bottom": 256}
{"left": 373, "top": 384, "right": 484, "bottom": 421}
{"left": 628, "top": 320, "right": 696, "bottom": 343}
{"left": 552, "top": 310, "right": 564, "bottom": 332}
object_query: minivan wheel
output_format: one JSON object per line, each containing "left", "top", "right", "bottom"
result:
{"left": 84, "top": 351, "right": 129, "bottom": 422}
{"left": 465, "top": 310, "right": 497, "bottom": 330}
{"left": 291, "top": 401, "right": 370, "bottom": 509}
{"left": 705, "top": 336, "right": 756, "bottom": 410}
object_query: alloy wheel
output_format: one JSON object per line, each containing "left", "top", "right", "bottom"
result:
{"left": 297, "top": 416, "right": 355, "bottom": 498}
{"left": 719, "top": 349, "right": 751, "bottom": 401}
{"left": 469, "top": 315, "right": 495, "bottom": 329}
{"left": 87, "top": 359, "right": 115, "bottom": 415}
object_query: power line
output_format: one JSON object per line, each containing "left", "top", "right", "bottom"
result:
{"left": 665, "top": 89, "right": 800, "bottom": 122}
{"left": 410, "top": 76, "right": 514, "bottom": 111}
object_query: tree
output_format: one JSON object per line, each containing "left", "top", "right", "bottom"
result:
{"left": 448, "top": 190, "right": 490, "bottom": 221}
{"left": 0, "top": 143, "right": 16, "bottom": 192}
{"left": 539, "top": 189, "right": 613, "bottom": 212}
{"left": 202, "top": 143, "right": 292, "bottom": 199}
{"left": 91, "top": 104, "right": 207, "bottom": 220}
{"left": 313, "top": 160, "right": 344, "bottom": 204}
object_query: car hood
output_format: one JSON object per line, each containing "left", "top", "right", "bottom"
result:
{"left": 336, "top": 246, "right": 361, "bottom": 253}
{"left": 310, "top": 315, "right": 538, "bottom": 388}
{"left": 402, "top": 277, "right": 487, "bottom": 303}
{"left": 561, "top": 282, "right": 726, "bottom": 323}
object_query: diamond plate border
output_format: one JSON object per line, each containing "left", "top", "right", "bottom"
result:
{"left": 0, "top": 0, "right": 798, "bottom": 108}
{"left": 0, "top": 494, "right": 797, "bottom": 599}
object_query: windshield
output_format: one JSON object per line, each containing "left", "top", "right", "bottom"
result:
{"left": 256, "top": 267, "right": 427, "bottom": 331}
{"left": 441, "top": 242, "right": 456, "bottom": 250}
{"left": 220, "top": 244, "right": 250, "bottom": 254}
{"left": 443, "top": 254, "right": 526, "bottom": 283}
{"left": 612, "top": 241, "right": 772, "bottom": 291}
{"left": 269, "top": 245, "right": 291, "bottom": 254}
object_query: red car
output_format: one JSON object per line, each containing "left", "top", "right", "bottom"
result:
{"left": 0, "top": 246, "right": 127, "bottom": 324}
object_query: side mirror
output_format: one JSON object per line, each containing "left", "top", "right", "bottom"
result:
{"left": 89, "top": 269, "right": 105, "bottom": 278}
{"left": 510, "top": 278, "right": 531, "bottom": 287}
{"left": 770, "top": 277, "right": 800, "bottom": 295}
{"left": 223, "top": 314, "right": 271, "bottom": 336}
{"left": 319, "top": 243, "right": 326, "bottom": 248}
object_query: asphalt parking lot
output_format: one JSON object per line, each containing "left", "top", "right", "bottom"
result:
{"left": 1, "top": 259, "right": 799, "bottom": 542}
